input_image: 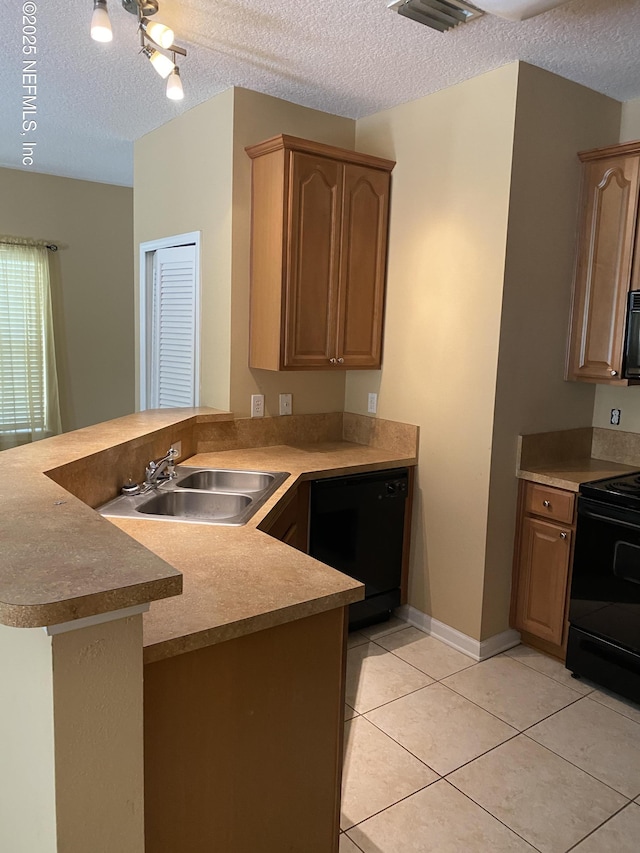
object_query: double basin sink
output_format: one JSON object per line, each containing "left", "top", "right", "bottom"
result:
{"left": 98, "top": 467, "right": 290, "bottom": 526}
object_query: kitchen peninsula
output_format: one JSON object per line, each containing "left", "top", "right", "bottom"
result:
{"left": 0, "top": 407, "right": 418, "bottom": 853}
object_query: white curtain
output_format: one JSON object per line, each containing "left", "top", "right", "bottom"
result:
{"left": 0, "top": 238, "right": 61, "bottom": 450}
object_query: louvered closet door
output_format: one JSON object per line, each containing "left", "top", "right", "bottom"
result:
{"left": 150, "top": 245, "right": 197, "bottom": 408}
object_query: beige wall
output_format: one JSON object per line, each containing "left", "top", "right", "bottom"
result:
{"left": 134, "top": 86, "right": 355, "bottom": 417}
{"left": 483, "top": 65, "right": 621, "bottom": 638}
{"left": 0, "top": 615, "right": 144, "bottom": 853}
{"left": 347, "top": 64, "right": 520, "bottom": 639}
{"left": 592, "top": 97, "right": 640, "bottom": 433}
{"left": 0, "top": 624, "right": 57, "bottom": 853}
{"left": 52, "top": 616, "right": 145, "bottom": 853}
{"left": 134, "top": 88, "right": 235, "bottom": 411}
{"left": 229, "top": 88, "right": 355, "bottom": 416}
{"left": 347, "top": 63, "right": 621, "bottom": 641}
{"left": 0, "top": 169, "right": 134, "bottom": 432}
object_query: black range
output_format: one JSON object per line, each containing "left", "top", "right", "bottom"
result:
{"left": 567, "top": 471, "right": 640, "bottom": 703}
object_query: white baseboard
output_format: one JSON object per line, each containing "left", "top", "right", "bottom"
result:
{"left": 396, "top": 604, "right": 520, "bottom": 662}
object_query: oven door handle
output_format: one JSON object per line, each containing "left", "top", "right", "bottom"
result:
{"left": 578, "top": 501, "right": 640, "bottom": 529}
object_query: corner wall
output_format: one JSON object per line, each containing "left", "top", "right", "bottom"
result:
{"left": 346, "top": 64, "right": 520, "bottom": 640}
{"left": 134, "top": 87, "right": 356, "bottom": 418}
{"left": 0, "top": 615, "right": 145, "bottom": 853}
{"left": 592, "top": 96, "right": 640, "bottom": 433}
{"left": 483, "top": 64, "right": 621, "bottom": 639}
{"left": 0, "top": 169, "right": 134, "bottom": 432}
{"left": 229, "top": 88, "right": 356, "bottom": 417}
{"left": 133, "top": 89, "right": 235, "bottom": 412}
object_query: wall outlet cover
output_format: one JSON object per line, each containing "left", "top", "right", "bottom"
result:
{"left": 610, "top": 408, "right": 621, "bottom": 426}
{"left": 367, "top": 392, "right": 378, "bottom": 414}
{"left": 279, "top": 393, "right": 292, "bottom": 416}
{"left": 251, "top": 394, "right": 265, "bottom": 418}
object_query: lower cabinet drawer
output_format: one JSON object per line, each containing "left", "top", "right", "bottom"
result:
{"left": 524, "top": 481, "right": 575, "bottom": 524}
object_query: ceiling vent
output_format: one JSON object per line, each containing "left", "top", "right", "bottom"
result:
{"left": 388, "top": 0, "right": 484, "bottom": 33}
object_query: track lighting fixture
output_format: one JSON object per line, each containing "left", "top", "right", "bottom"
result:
{"left": 89, "top": 0, "right": 187, "bottom": 100}
{"left": 141, "top": 44, "right": 175, "bottom": 78}
{"left": 90, "top": 0, "right": 113, "bottom": 42}
{"left": 166, "top": 64, "right": 184, "bottom": 100}
{"left": 140, "top": 16, "right": 175, "bottom": 49}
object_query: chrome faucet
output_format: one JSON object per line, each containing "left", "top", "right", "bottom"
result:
{"left": 145, "top": 447, "right": 178, "bottom": 487}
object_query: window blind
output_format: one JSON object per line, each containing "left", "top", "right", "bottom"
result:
{"left": 0, "top": 242, "right": 60, "bottom": 442}
{"left": 150, "top": 245, "right": 197, "bottom": 408}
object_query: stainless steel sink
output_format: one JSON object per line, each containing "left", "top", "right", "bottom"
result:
{"left": 97, "top": 467, "right": 289, "bottom": 526}
{"left": 175, "top": 469, "right": 276, "bottom": 493}
{"left": 137, "top": 490, "right": 252, "bottom": 521}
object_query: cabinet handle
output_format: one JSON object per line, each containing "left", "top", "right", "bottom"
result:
{"left": 337, "top": 357, "right": 344, "bottom": 364}
{"left": 611, "top": 370, "right": 618, "bottom": 376}
{"left": 543, "top": 500, "right": 551, "bottom": 508}
{"left": 329, "top": 358, "right": 337, "bottom": 364}
{"left": 560, "top": 532, "right": 568, "bottom": 540}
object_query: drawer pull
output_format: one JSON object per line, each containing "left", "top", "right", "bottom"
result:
{"left": 560, "top": 532, "right": 568, "bottom": 540}
{"left": 543, "top": 500, "right": 551, "bottom": 508}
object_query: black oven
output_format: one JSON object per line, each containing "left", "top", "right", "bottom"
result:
{"left": 623, "top": 291, "right": 640, "bottom": 379}
{"left": 567, "top": 474, "right": 640, "bottom": 703}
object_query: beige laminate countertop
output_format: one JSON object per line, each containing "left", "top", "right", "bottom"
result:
{"left": 518, "top": 458, "right": 640, "bottom": 492}
{"left": 112, "top": 443, "right": 416, "bottom": 663}
{"left": 1, "top": 406, "right": 416, "bottom": 658}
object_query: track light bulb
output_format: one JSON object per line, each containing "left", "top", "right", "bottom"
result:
{"left": 141, "top": 17, "right": 175, "bottom": 49}
{"left": 142, "top": 45, "right": 175, "bottom": 79}
{"left": 166, "top": 66, "right": 184, "bottom": 100}
{"left": 91, "top": 0, "right": 112, "bottom": 42}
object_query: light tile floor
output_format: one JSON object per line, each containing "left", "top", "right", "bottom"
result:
{"left": 340, "top": 617, "right": 640, "bottom": 853}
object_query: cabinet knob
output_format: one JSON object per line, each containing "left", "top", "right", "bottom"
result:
{"left": 329, "top": 358, "right": 337, "bottom": 364}
{"left": 543, "top": 500, "right": 551, "bottom": 508}
{"left": 337, "top": 357, "right": 344, "bottom": 364}
{"left": 611, "top": 370, "right": 618, "bottom": 376}
{"left": 560, "top": 532, "right": 568, "bottom": 540}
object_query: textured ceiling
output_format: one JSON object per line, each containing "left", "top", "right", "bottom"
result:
{"left": 1, "top": 0, "right": 639, "bottom": 186}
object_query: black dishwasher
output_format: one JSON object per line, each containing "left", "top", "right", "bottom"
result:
{"left": 308, "top": 468, "right": 409, "bottom": 630}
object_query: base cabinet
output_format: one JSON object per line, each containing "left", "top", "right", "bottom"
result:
{"left": 259, "top": 481, "right": 309, "bottom": 551}
{"left": 511, "top": 481, "right": 576, "bottom": 657}
{"left": 144, "top": 608, "right": 346, "bottom": 853}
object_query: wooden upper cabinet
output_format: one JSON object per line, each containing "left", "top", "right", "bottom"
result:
{"left": 567, "top": 141, "right": 640, "bottom": 384}
{"left": 337, "top": 164, "right": 390, "bottom": 367}
{"left": 246, "top": 135, "right": 395, "bottom": 371}
{"left": 285, "top": 153, "right": 341, "bottom": 367}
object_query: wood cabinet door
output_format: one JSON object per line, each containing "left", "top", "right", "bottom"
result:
{"left": 336, "top": 164, "right": 390, "bottom": 368}
{"left": 284, "top": 152, "right": 341, "bottom": 368}
{"left": 515, "top": 517, "right": 571, "bottom": 646}
{"left": 567, "top": 153, "right": 640, "bottom": 382}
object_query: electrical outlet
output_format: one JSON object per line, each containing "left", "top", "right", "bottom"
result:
{"left": 170, "top": 440, "right": 182, "bottom": 460}
{"left": 279, "top": 393, "right": 292, "bottom": 416}
{"left": 251, "top": 394, "right": 265, "bottom": 418}
{"left": 367, "top": 392, "right": 378, "bottom": 414}
{"left": 611, "top": 408, "right": 621, "bottom": 426}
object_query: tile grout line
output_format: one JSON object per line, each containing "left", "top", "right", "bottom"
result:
{"left": 440, "top": 777, "right": 546, "bottom": 853}
{"left": 520, "top": 732, "right": 640, "bottom": 801}
{"left": 440, "top": 666, "right": 587, "bottom": 732}
{"left": 563, "top": 800, "right": 638, "bottom": 853}
{"left": 345, "top": 712, "right": 445, "bottom": 775}
{"left": 342, "top": 780, "right": 437, "bottom": 835}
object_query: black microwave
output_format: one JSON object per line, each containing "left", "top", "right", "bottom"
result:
{"left": 624, "top": 291, "right": 640, "bottom": 379}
